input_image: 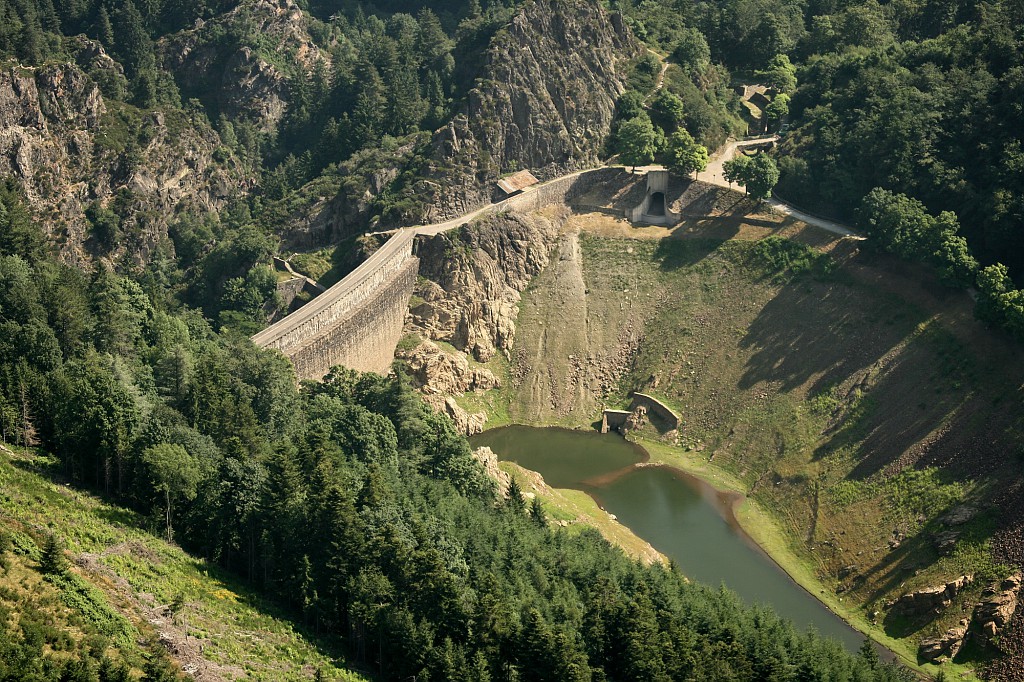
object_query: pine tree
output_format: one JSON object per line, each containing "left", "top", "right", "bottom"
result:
{"left": 529, "top": 496, "right": 546, "bottom": 526}
{"left": 95, "top": 5, "right": 114, "bottom": 51}
{"left": 39, "top": 532, "right": 66, "bottom": 575}
{"left": 351, "top": 64, "right": 385, "bottom": 146}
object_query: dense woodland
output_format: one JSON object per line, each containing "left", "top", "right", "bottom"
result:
{"left": 0, "top": 0, "right": 1022, "bottom": 678}
{"left": 0, "top": 188, "right": 918, "bottom": 679}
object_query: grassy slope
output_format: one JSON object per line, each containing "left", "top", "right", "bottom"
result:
{"left": 0, "top": 446, "right": 368, "bottom": 681}
{"left": 462, "top": 199, "right": 1023, "bottom": 678}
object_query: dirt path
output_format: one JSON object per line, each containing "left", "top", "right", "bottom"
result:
{"left": 647, "top": 49, "right": 670, "bottom": 98}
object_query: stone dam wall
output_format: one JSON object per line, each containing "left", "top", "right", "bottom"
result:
{"left": 252, "top": 229, "right": 418, "bottom": 378}
{"left": 285, "top": 257, "right": 419, "bottom": 378}
{"left": 252, "top": 167, "right": 627, "bottom": 379}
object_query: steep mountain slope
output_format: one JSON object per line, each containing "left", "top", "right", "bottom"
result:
{"left": 0, "top": 445, "right": 367, "bottom": 681}
{"left": 0, "top": 48, "right": 244, "bottom": 266}
{"left": 159, "top": 0, "right": 329, "bottom": 134}
{"left": 414, "top": 0, "right": 642, "bottom": 221}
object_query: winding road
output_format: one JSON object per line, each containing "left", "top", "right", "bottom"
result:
{"left": 395, "top": 139, "right": 860, "bottom": 240}
{"left": 700, "top": 137, "right": 861, "bottom": 238}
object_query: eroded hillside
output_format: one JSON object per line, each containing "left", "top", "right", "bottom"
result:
{"left": 406, "top": 181, "right": 1024, "bottom": 678}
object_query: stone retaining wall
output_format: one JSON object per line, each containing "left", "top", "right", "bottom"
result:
{"left": 630, "top": 392, "right": 681, "bottom": 430}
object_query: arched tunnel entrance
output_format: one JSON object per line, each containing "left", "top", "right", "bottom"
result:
{"left": 646, "top": 191, "right": 666, "bottom": 217}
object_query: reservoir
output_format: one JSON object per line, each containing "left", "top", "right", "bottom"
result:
{"left": 471, "top": 425, "right": 868, "bottom": 652}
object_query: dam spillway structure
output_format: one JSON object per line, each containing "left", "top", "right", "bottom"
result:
{"left": 626, "top": 169, "right": 681, "bottom": 227}
{"left": 251, "top": 229, "right": 419, "bottom": 380}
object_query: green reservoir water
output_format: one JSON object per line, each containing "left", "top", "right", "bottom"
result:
{"left": 471, "top": 425, "right": 867, "bottom": 652}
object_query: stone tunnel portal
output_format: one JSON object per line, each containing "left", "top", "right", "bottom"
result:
{"left": 647, "top": 191, "right": 666, "bottom": 216}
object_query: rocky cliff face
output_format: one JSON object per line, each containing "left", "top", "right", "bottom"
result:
{"left": 409, "top": 210, "right": 561, "bottom": 362}
{"left": 412, "top": 0, "right": 641, "bottom": 222}
{"left": 401, "top": 208, "right": 564, "bottom": 434}
{"left": 0, "top": 49, "right": 242, "bottom": 265}
{"left": 159, "top": 0, "right": 328, "bottom": 133}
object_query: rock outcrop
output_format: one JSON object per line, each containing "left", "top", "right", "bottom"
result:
{"left": 410, "top": 211, "right": 561, "bottom": 362}
{"left": 414, "top": 0, "right": 642, "bottom": 221}
{"left": 159, "top": 0, "right": 328, "bottom": 133}
{"left": 919, "top": 619, "right": 971, "bottom": 662}
{"left": 396, "top": 339, "right": 500, "bottom": 436}
{"left": 0, "top": 57, "right": 240, "bottom": 265}
{"left": 973, "top": 573, "right": 1021, "bottom": 645}
{"left": 472, "top": 446, "right": 511, "bottom": 497}
{"left": 400, "top": 340, "right": 500, "bottom": 397}
{"left": 889, "top": 575, "right": 973, "bottom": 617}
{"left": 914, "top": 573, "right": 1021, "bottom": 662}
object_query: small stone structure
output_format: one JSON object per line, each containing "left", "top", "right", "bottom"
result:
{"left": 601, "top": 409, "right": 631, "bottom": 434}
{"left": 630, "top": 392, "right": 680, "bottom": 431}
{"left": 626, "top": 170, "right": 681, "bottom": 226}
{"left": 497, "top": 169, "right": 540, "bottom": 196}
{"left": 272, "top": 256, "right": 327, "bottom": 314}
{"left": 602, "top": 393, "right": 681, "bottom": 435}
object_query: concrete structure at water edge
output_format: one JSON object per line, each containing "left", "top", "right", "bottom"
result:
{"left": 601, "top": 409, "right": 632, "bottom": 434}
{"left": 626, "top": 170, "right": 681, "bottom": 226}
{"left": 252, "top": 229, "right": 419, "bottom": 379}
{"left": 602, "top": 393, "right": 682, "bottom": 436}
{"left": 630, "top": 392, "right": 681, "bottom": 431}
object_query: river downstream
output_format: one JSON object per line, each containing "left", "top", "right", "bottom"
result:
{"left": 471, "top": 425, "right": 868, "bottom": 652}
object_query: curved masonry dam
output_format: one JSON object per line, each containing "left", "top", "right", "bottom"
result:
{"left": 252, "top": 167, "right": 632, "bottom": 379}
{"left": 252, "top": 136, "right": 795, "bottom": 380}
{"left": 251, "top": 228, "right": 420, "bottom": 378}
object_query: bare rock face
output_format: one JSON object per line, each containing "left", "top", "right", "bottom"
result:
{"left": 402, "top": 209, "right": 561, "bottom": 434}
{"left": 889, "top": 575, "right": 973, "bottom": 617}
{"left": 473, "top": 446, "right": 511, "bottom": 496}
{"left": 160, "top": 0, "right": 327, "bottom": 133}
{"left": 416, "top": 0, "right": 641, "bottom": 221}
{"left": 410, "top": 211, "right": 560, "bottom": 362}
{"left": 973, "top": 573, "right": 1021, "bottom": 645}
{"left": 396, "top": 339, "right": 499, "bottom": 436}
{"left": 919, "top": 619, "right": 970, "bottom": 662}
{"left": 0, "top": 60, "right": 239, "bottom": 265}
{"left": 400, "top": 340, "right": 500, "bottom": 396}
{"left": 437, "top": 397, "right": 487, "bottom": 437}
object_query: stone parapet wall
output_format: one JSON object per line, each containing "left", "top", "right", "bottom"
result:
{"left": 253, "top": 229, "right": 416, "bottom": 355}
{"left": 286, "top": 257, "right": 419, "bottom": 378}
{"left": 499, "top": 167, "right": 622, "bottom": 214}
{"left": 630, "top": 392, "right": 681, "bottom": 430}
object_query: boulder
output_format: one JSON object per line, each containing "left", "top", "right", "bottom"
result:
{"left": 972, "top": 572, "right": 1021, "bottom": 647}
{"left": 919, "top": 619, "right": 970, "bottom": 662}
{"left": 889, "top": 575, "right": 973, "bottom": 617}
